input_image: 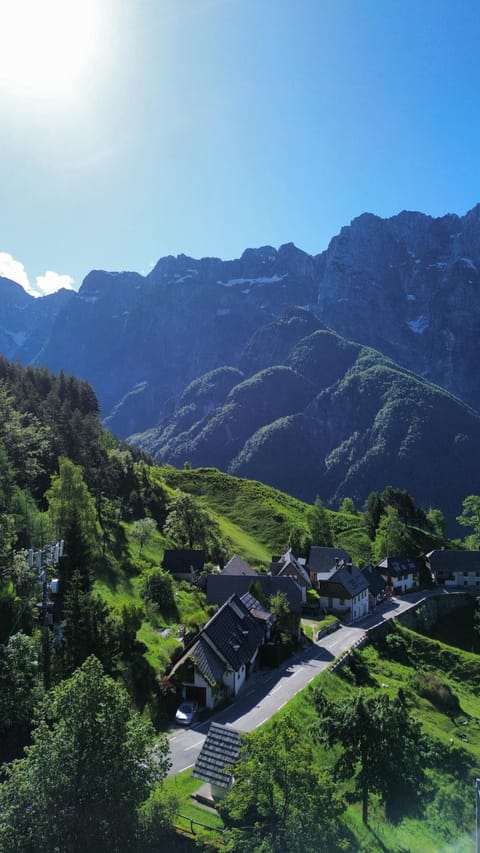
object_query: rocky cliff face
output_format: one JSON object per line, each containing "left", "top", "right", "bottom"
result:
{"left": 314, "top": 205, "right": 480, "bottom": 410}
{"left": 0, "top": 277, "right": 74, "bottom": 362}
{"left": 1, "top": 204, "right": 480, "bottom": 520}
{"left": 3, "top": 206, "right": 480, "bottom": 430}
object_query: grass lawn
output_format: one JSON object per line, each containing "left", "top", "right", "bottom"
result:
{"left": 164, "top": 768, "right": 225, "bottom": 836}
{"left": 210, "top": 511, "right": 271, "bottom": 567}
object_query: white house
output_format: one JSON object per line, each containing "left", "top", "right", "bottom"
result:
{"left": 169, "top": 594, "right": 267, "bottom": 709}
{"left": 319, "top": 561, "right": 369, "bottom": 621}
{"left": 376, "top": 556, "right": 421, "bottom": 594}
{"left": 426, "top": 550, "right": 480, "bottom": 588}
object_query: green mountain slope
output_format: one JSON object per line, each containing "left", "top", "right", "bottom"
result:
{"left": 132, "top": 309, "right": 480, "bottom": 529}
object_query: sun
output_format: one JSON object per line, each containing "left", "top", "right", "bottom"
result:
{"left": 0, "top": 0, "right": 102, "bottom": 99}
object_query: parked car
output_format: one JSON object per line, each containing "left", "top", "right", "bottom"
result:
{"left": 175, "top": 700, "right": 198, "bottom": 726}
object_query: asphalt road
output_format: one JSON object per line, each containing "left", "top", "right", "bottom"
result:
{"left": 166, "top": 589, "right": 448, "bottom": 776}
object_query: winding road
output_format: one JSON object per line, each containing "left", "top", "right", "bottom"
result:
{"left": 166, "top": 589, "right": 449, "bottom": 775}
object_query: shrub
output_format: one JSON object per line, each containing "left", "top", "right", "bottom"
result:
{"left": 385, "top": 632, "right": 410, "bottom": 664}
{"left": 413, "top": 672, "right": 461, "bottom": 715}
{"left": 139, "top": 568, "right": 178, "bottom": 619}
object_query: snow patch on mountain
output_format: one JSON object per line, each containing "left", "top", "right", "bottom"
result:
{"left": 220, "top": 274, "right": 288, "bottom": 287}
{"left": 407, "top": 315, "right": 429, "bottom": 334}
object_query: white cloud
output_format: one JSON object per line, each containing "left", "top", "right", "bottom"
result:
{"left": 0, "top": 252, "right": 32, "bottom": 292}
{"left": 0, "top": 252, "right": 75, "bottom": 297}
{"left": 35, "top": 270, "right": 75, "bottom": 296}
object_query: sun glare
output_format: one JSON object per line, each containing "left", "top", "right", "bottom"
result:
{"left": 0, "top": 0, "right": 102, "bottom": 99}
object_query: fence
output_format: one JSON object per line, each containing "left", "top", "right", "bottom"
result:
{"left": 173, "top": 812, "right": 226, "bottom": 837}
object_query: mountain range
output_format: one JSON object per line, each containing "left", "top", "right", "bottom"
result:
{"left": 2, "top": 204, "right": 480, "bottom": 523}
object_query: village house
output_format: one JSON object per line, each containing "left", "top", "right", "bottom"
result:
{"left": 239, "top": 590, "right": 276, "bottom": 639}
{"left": 221, "top": 554, "right": 259, "bottom": 576}
{"left": 376, "top": 556, "right": 421, "bottom": 594}
{"left": 162, "top": 549, "right": 206, "bottom": 581}
{"left": 425, "top": 549, "right": 480, "bottom": 588}
{"left": 319, "top": 560, "right": 369, "bottom": 621}
{"left": 307, "top": 546, "right": 352, "bottom": 588}
{"left": 206, "top": 572, "right": 304, "bottom": 638}
{"left": 168, "top": 593, "right": 266, "bottom": 709}
{"left": 270, "top": 547, "right": 311, "bottom": 602}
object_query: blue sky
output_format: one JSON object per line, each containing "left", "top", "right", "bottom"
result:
{"left": 1, "top": 0, "right": 480, "bottom": 295}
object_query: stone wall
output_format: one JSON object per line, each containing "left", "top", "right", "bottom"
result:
{"left": 396, "top": 592, "right": 473, "bottom": 633}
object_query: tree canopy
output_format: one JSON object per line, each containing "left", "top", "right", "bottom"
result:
{"left": 373, "top": 505, "right": 412, "bottom": 560}
{"left": 308, "top": 496, "right": 333, "bottom": 546}
{"left": 457, "top": 495, "right": 480, "bottom": 548}
{"left": 163, "top": 490, "right": 224, "bottom": 559}
{"left": 219, "top": 714, "right": 347, "bottom": 852}
{"left": 314, "top": 688, "right": 428, "bottom": 825}
{"left": 0, "top": 655, "right": 170, "bottom": 853}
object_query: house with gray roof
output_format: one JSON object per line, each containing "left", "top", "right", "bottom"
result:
{"left": 207, "top": 573, "right": 303, "bottom": 613}
{"left": 425, "top": 550, "right": 480, "bottom": 588}
{"left": 193, "top": 722, "right": 241, "bottom": 801}
{"left": 307, "top": 546, "right": 352, "bottom": 588}
{"left": 240, "top": 591, "right": 275, "bottom": 638}
{"left": 376, "top": 556, "right": 421, "bottom": 594}
{"left": 319, "top": 560, "right": 369, "bottom": 621}
{"left": 168, "top": 593, "right": 266, "bottom": 709}
{"left": 162, "top": 549, "right": 206, "bottom": 581}
{"left": 221, "top": 554, "right": 259, "bottom": 576}
{"left": 270, "top": 548, "right": 311, "bottom": 601}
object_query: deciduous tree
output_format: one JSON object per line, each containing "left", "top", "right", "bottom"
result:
{"left": 219, "top": 714, "right": 346, "bottom": 852}
{"left": 427, "top": 507, "right": 446, "bottom": 537}
{"left": 373, "top": 505, "right": 411, "bottom": 560}
{"left": 314, "top": 688, "right": 428, "bottom": 825}
{"left": 163, "top": 490, "right": 224, "bottom": 559}
{"left": 457, "top": 495, "right": 480, "bottom": 548}
{"left": 0, "top": 632, "right": 43, "bottom": 760}
{"left": 0, "top": 656, "right": 170, "bottom": 853}
{"left": 132, "top": 516, "right": 157, "bottom": 556}
{"left": 308, "top": 496, "right": 333, "bottom": 546}
{"left": 139, "top": 568, "right": 178, "bottom": 620}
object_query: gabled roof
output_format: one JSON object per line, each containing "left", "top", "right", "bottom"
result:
{"left": 169, "top": 593, "right": 265, "bottom": 683}
{"left": 321, "top": 562, "right": 368, "bottom": 598}
{"left": 202, "top": 594, "right": 265, "bottom": 670}
{"left": 377, "top": 556, "right": 423, "bottom": 577}
{"left": 308, "top": 546, "right": 351, "bottom": 575}
{"left": 207, "top": 573, "right": 303, "bottom": 612}
{"left": 222, "top": 554, "right": 258, "bottom": 576}
{"left": 162, "top": 549, "right": 206, "bottom": 573}
{"left": 189, "top": 637, "right": 226, "bottom": 687}
{"left": 193, "top": 722, "right": 241, "bottom": 789}
{"left": 271, "top": 548, "right": 311, "bottom": 588}
{"left": 426, "top": 550, "right": 480, "bottom": 571}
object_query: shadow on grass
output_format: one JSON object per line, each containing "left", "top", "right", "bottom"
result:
{"left": 366, "top": 826, "right": 392, "bottom": 852}
{"left": 95, "top": 552, "right": 136, "bottom": 596}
